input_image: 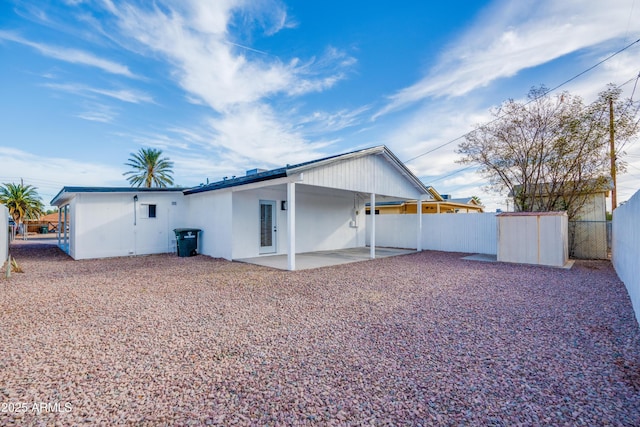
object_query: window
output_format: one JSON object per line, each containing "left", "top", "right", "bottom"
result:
{"left": 140, "top": 203, "right": 157, "bottom": 219}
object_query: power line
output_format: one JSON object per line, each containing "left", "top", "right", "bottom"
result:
{"left": 631, "top": 71, "right": 640, "bottom": 101}
{"left": 403, "top": 36, "right": 640, "bottom": 165}
{"left": 426, "top": 165, "right": 475, "bottom": 183}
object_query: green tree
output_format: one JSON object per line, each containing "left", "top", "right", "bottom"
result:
{"left": 0, "top": 182, "right": 45, "bottom": 234}
{"left": 457, "top": 85, "right": 639, "bottom": 220}
{"left": 123, "top": 148, "right": 174, "bottom": 188}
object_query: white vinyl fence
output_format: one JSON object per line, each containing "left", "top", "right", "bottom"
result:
{"left": 367, "top": 213, "right": 498, "bottom": 255}
{"left": 612, "top": 188, "right": 640, "bottom": 325}
{"left": 1, "top": 205, "right": 8, "bottom": 267}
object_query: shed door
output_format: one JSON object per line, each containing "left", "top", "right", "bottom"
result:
{"left": 259, "top": 200, "right": 277, "bottom": 254}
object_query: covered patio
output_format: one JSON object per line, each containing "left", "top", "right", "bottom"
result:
{"left": 185, "top": 146, "right": 432, "bottom": 271}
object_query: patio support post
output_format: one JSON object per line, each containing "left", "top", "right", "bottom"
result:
{"left": 370, "top": 193, "right": 376, "bottom": 259}
{"left": 417, "top": 198, "right": 423, "bottom": 251}
{"left": 287, "top": 182, "right": 296, "bottom": 271}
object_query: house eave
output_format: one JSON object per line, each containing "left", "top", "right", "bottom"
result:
{"left": 51, "top": 186, "right": 186, "bottom": 206}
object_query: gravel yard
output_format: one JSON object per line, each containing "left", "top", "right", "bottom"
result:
{"left": 1, "top": 241, "right": 640, "bottom": 426}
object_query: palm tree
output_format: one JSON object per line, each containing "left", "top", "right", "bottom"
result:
{"left": 123, "top": 148, "right": 174, "bottom": 188}
{"left": 0, "top": 182, "right": 45, "bottom": 237}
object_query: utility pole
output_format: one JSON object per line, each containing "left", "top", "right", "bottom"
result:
{"left": 609, "top": 97, "right": 617, "bottom": 211}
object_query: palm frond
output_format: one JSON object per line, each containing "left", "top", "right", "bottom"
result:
{"left": 123, "top": 148, "right": 175, "bottom": 188}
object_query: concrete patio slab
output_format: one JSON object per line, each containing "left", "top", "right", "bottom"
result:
{"left": 462, "top": 252, "right": 575, "bottom": 269}
{"left": 236, "top": 247, "right": 416, "bottom": 270}
{"left": 462, "top": 253, "right": 497, "bottom": 263}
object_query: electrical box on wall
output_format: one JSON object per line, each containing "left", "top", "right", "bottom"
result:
{"left": 350, "top": 208, "right": 359, "bottom": 228}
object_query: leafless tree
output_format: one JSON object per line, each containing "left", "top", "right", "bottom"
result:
{"left": 457, "top": 85, "right": 639, "bottom": 220}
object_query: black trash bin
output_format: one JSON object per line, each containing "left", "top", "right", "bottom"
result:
{"left": 173, "top": 228, "right": 201, "bottom": 257}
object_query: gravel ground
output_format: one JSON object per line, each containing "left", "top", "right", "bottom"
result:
{"left": 1, "top": 241, "right": 640, "bottom": 426}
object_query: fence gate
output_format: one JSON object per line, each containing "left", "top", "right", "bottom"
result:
{"left": 568, "top": 220, "right": 611, "bottom": 259}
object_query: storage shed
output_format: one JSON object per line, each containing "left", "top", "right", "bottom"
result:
{"left": 497, "top": 211, "right": 569, "bottom": 268}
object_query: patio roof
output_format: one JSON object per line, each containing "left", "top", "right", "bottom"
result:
{"left": 184, "top": 145, "right": 430, "bottom": 197}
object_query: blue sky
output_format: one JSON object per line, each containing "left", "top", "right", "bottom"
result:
{"left": 1, "top": 0, "right": 639, "bottom": 211}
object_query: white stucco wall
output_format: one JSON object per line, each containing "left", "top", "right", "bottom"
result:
{"left": 294, "top": 185, "right": 366, "bottom": 254}
{"left": 229, "top": 184, "right": 366, "bottom": 259}
{"left": 613, "top": 189, "right": 640, "bottom": 325}
{"left": 231, "top": 186, "right": 287, "bottom": 259}
{"left": 185, "top": 191, "right": 233, "bottom": 260}
{"left": 71, "top": 192, "right": 187, "bottom": 260}
{"left": 0, "top": 205, "right": 8, "bottom": 266}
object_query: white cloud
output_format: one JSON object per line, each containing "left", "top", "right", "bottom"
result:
{"left": 298, "top": 105, "right": 371, "bottom": 135}
{"left": 106, "top": 1, "right": 353, "bottom": 112}
{"left": 76, "top": 103, "right": 117, "bottom": 123}
{"left": 207, "top": 104, "right": 332, "bottom": 167}
{"left": 382, "top": 101, "right": 492, "bottom": 174}
{"left": 0, "top": 147, "right": 126, "bottom": 204}
{"left": 376, "top": 0, "right": 640, "bottom": 118}
{"left": 554, "top": 50, "right": 640, "bottom": 102}
{"left": 43, "top": 82, "right": 154, "bottom": 104}
{"left": 89, "top": 0, "right": 358, "bottom": 174}
{"left": 0, "top": 30, "right": 137, "bottom": 78}
{"left": 126, "top": 132, "right": 191, "bottom": 152}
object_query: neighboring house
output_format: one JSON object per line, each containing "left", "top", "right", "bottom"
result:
{"left": 25, "top": 211, "right": 69, "bottom": 233}
{"left": 51, "top": 146, "right": 431, "bottom": 270}
{"left": 509, "top": 180, "right": 611, "bottom": 221}
{"left": 366, "top": 187, "right": 484, "bottom": 214}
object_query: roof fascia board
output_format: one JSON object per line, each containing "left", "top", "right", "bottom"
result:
{"left": 427, "top": 186, "right": 444, "bottom": 201}
{"left": 425, "top": 201, "right": 484, "bottom": 210}
{"left": 51, "top": 187, "right": 185, "bottom": 206}
{"left": 187, "top": 174, "right": 301, "bottom": 195}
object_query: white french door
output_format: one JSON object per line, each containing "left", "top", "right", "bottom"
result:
{"left": 259, "top": 200, "right": 277, "bottom": 254}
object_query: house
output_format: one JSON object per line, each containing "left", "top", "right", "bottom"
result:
{"left": 366, "top": 187, "right": 484, "bottom": 214}
{"left": 509, "top": 180, "right": 611, "bottom": 220}
{"left": 25, "top": 211, "right": 69, "bottom": 234}
{"left": 51, "top": 146, "right": 431, "bottom": 270}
